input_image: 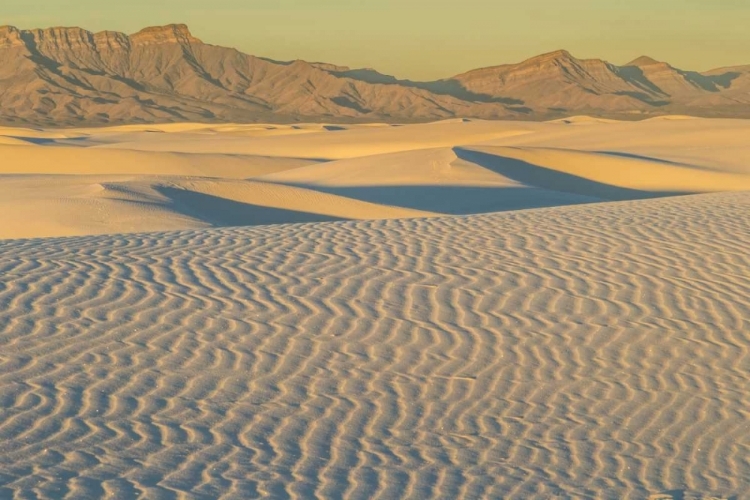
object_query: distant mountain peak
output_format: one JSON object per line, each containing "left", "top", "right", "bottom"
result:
{"left": 626, "top": 56, "right": 662, "bottom": 67}
{"left": 129, "top": 24, "right": 201, "bottom": 46}
{"left": 542, "top": 49, "right": 573, "bottom": 58}
{"left": 524, "top": 49, "right": 576, "bottom": 64}
{"left": 0, "top": 23, "right": 201, "bottom": 52}
{"left": 0, "top": 25, "right": 24, "bottom": 48}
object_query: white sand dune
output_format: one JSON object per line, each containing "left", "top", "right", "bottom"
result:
{"left": 259, "top": 147, "right": 602, "bottom": 214}
{"left": 87, "top": 120, "right": 536, "bottom": 159}
{"left": 3, "top": 118, "right": 750, "bottom": 240}
{"left": 0, "top": 192, "right": 748, "bottom": 498}
{"left": 0, "top": 175, "right": 209, "bottom": 239}
{"left": 457, "top": 146, "right": 750, "bottom": 194}
{"left": 0, "top": 144, "right": 318, "bottom": 177}
{"left": 0, "top": 176, "right": 433, "bottom": 239}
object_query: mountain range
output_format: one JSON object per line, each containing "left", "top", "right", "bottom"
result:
{"left": 1, "top": 23, "right": 749, "bottom": 126}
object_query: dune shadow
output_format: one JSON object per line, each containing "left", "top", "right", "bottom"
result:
{"left": 157, "top": 186, "right": 345, "bottom": 227}
{"left": 271, "top": 147, "right": 695, "bottom": 216}
{"left": 6, "top": 136, "right": 89, "bottom": 146}
{"left": 453, "top": 148, "right": 693, "bottom": 201}
{"left": 159, "top": 147, "right": 697, "bottom": 224}
{"left": 7, "top": 136, "right": 58, "bottom": 145}
{"left": 278, "top": 184, "right": 600, "bottom": 215}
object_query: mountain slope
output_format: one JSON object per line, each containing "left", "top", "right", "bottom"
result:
{"left": 0, "top": 24, "right": 518, "bottom": 126}
{"left": 0, "top": 24, "right": 748, "bottom": 126}
{"left": 450, "top": 50, "right": 748, "bottom": 116}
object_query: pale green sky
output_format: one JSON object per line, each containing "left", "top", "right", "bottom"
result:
{"left": 2, "top": 0, "right": 748, "bottom": 80}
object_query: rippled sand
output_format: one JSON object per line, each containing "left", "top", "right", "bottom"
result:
{"left": 0, "top": 119, "right": 748, "bottom": 498}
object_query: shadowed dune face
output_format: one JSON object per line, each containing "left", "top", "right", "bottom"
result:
{"left": 470, "top": 146, "right": 750, "bottom": 196}
{"left": 155, "top": 186, "right": 345, "bottom": 226}
{"left": 277, "top": 184, "right": 599, "bottom": 215}
{"left": 0, "top": 192, "right": 748, "bottom": 498}
{"left": 2, "top": 118, "right": 750, "bottom": 239}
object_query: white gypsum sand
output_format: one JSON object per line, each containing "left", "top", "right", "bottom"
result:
{"left": 0, "top": 193, "right": 748, "bottom": 498}
{"left": 1, "top": 118, "right": 750, "bottom": 239}
{"left": 0, "top": 118, "right": 748, "bottom": 498}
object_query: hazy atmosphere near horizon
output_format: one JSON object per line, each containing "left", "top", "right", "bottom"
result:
{"left": 2, "top": 0, "right": 749, "bottom": 79}
{"left": 1, "top": 1, "right": 749, "bottom": 499}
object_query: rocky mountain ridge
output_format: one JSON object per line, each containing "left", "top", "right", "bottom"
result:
{"left": 0, "top": 24, "right": 748, "bottom": 126}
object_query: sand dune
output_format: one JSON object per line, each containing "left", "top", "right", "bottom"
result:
{"left": 0, "top": 144, "right": 317, "bottom": 177}
{"left": 0, "top": 176, "right": 208, "bottom": 239}
{"left": 0, "top": 176, "right": 433, "bottom": 239}
{"left": 458, "top": 146, "right": 750, "bottom": 194}
{"left": 2, "top": 118, "right": 750, "bottom": 240}
{"left": 88, "top": 120, "right": 535, "bottom": 159}
{"left": 260, "top": 147, "right": 602, "bottom": 214}
{"left": 0, "top": 192, "right": 747, "bottom": 498}
{"left": 158, "top": 178, "right": 435, "bottom": 224}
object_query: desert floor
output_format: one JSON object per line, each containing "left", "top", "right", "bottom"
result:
{"left": 0, "top": 118, "right": 748, "bottom": 498}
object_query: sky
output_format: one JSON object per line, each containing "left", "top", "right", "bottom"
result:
{"left": 1, "top": 0, "right": 748, "bottom": 80}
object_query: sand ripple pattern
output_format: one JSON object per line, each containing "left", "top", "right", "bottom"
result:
{"left": 1, "top": 193, "right": 749, "bottom": 499}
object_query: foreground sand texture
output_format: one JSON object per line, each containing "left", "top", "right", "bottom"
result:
{"left": 2, "top": 117, "right": 750, "bottom": 240}
{"left": 1, "top": 192, "right": 749, "bottom": 498}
